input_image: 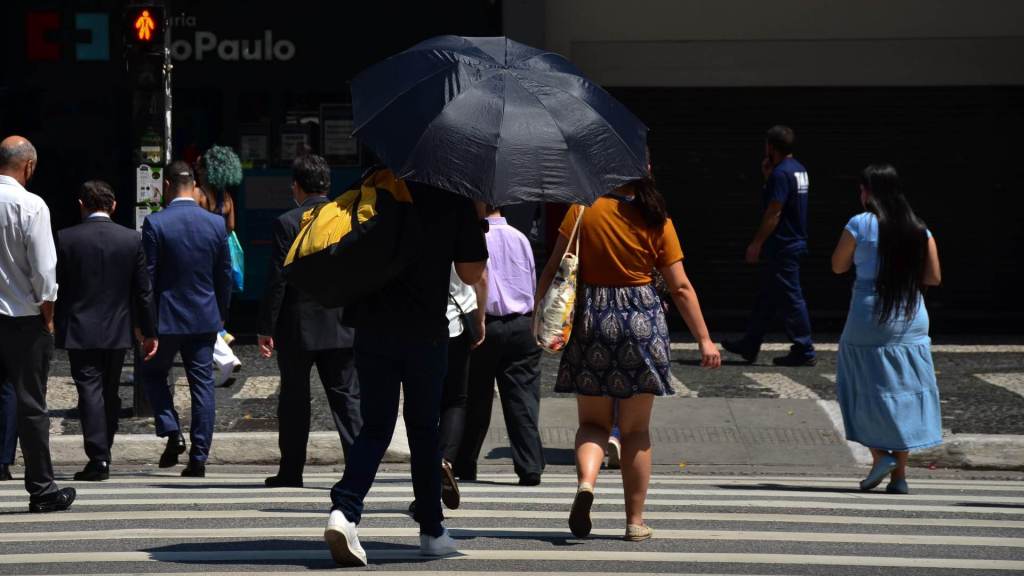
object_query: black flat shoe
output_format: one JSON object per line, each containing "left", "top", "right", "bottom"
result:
{"left": 181, "top": 460, "right": 206, "bottom": 478}
{"left": 73, "top": 460, "right": 110, "bottom": 481}
{"left": 265, "top": 475, "right": 303, "bottom": 488}
{"left": 0, "top": 464, "right": 12, "bottom": 481}
{"left": 772, "top": 354, "right": 817, "bottom": 367}
{"left": 519, "top": 473, "right": 542, "bottom": 486}
{"left": 440, "top": 461, "right": 460, "bottom": 509}
{"left": 722, "top": 339, "right": 758, "bottom": 364}
{"left": 159, "top": 433, "right": 187, "bottom": 468}
{"left": 29, "top": 487, "right": 76, "bottom": 513}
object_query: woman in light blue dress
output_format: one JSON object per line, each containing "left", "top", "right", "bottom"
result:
{"left": 831, "top": 164, "right": 943, "bottom": 494}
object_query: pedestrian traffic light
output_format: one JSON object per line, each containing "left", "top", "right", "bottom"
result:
{"left": 124, "top": 5, "right": 164, "bottom": 51}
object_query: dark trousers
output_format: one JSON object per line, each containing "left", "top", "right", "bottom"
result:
{"left": 140, "top": 333, "right": 217, "bottom": 462}
{"left": 456, "top": 314, "right": 544, "bottom": 479}
{"left": 277, "top": 346, "right": 361, "bottom": 477}
{"left": 439, "top": 331, "right": 472, "bottom": 463}
{"left": 331, "top": 331, "right": 447, "bottom": 537}
{"left": 68, "top": 349, "right": 127, "bottom": 463}
{"left": 0, "top": 315, "right": 57, "bottom": 499}
{"left": 742, "top": 244, "right": 815, "bottom": 357}
{"left": 0, "top": 378, "right": 16, "bottom": 465}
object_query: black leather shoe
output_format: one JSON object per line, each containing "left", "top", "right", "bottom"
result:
{"left": 722, "top": 338, "right": 758, "bottom": 364}
{"left": 772, "top": 353, "right": 817, "bottom": 367}
{"left": 29, "top": 487, "right": 76, "bottom": 513}
{"left": 159, "top": 433, "right": 186, "bottom": 468}
{"left": 0, "top": 464, "right": 12, "bottom": 481}
{"left": 181, "top": 460, "right": 206, "bottom": 477}
{"left": 73, "top": 460, "right": 110, "bottom": 481}
{"left": 265, "top": 475, "right": 303, "bottom": 488}
{"left": 519, "top": 473, "right": 542, "bottom": 486}
{"left": 440, "top": 460, "right": 460, "bottom": 509}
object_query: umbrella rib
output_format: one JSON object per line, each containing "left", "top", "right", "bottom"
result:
{"left": 511, "top": 70, "right": 647, "bottom": 173}
{"left": 398, "top": 69, "right": 504, "bottom": 177}
{"left": 354, "top": 58, "right": 499, "bottom": 134}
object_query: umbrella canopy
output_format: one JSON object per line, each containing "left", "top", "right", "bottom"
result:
{"left": 351, "top": 35, "right": 648, "bottom": 206}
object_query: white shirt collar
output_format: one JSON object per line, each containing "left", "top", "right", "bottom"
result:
{"left": 87, "top": 212, "right": 111, "bottom": 220}
{"left": 169, "top": 197, "right": 198, "bottom": 205}
{"left": 0, "top": 175, "right": 23, "bottom": 189}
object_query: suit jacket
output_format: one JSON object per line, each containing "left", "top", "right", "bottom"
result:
{"left": 259, "top": 195, "right": 353, "bottom": 351}
{"left": 141, "top": 199, "right": 232, "bottom": 335}
{"left": 54, "top": 216, "right": 155, "bottom": 350}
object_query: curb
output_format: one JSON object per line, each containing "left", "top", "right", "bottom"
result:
{"left": 910, "top": 434, "right": 1024, "bottom": 470}
{"left": 14, "top": 431, "right": 411, "bottom": 466}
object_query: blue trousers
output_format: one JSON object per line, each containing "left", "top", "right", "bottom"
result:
{"left": 140, "top": 333, "right": 217, "bottom": 462}
{"left": 0, "top": 379, "right": 16, "bottom": 465}
{"left": 743, "top": 244, "right": 815, "bottom": 357}
{"left": 331, "top": 331, "right": 447, "bottom": 537}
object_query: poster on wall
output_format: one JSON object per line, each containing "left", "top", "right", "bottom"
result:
{"left": 135, "top": 206, "right": 154, "bottom": 230}
{"left": 239, "top": 123, "right": 270, "bottom": 166}
{"left": 321, "top": 103, "right": 358, "bottom": 166}
{"left": 279, "top": 123, "right": 310, "bottom": 163}
{"left": 135, "top": 164, "right": 162, "bottom": 203}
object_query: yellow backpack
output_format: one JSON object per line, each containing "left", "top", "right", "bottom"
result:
{"left": 283, "top": 168, "right": 420, "bottom": 308}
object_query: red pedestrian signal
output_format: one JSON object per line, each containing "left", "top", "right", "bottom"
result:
{"left": 134, "top": 9, "right": 156, "bottom": 41}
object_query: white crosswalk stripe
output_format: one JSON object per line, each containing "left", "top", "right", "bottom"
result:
{"left": 0, "top": 471, "right": 1021, "bottom": 574}
{"left": 977, "top": 373, "right": 1024, "bottom": 400}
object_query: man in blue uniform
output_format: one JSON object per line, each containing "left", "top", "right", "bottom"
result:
{"left": 724, "top": 125, "right": 816, "bottom": 366}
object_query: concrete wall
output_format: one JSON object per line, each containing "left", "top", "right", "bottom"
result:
{"left": 506, "top": 0, "right": 1024, "bottom": 86}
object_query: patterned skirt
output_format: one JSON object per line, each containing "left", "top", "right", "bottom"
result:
{"left": 555, "top": 283, "right": 674, "bottom": 397}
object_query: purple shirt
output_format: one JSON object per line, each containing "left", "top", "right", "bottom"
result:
{"left": 484, "top": 216, "right": 535, "bottom": 316}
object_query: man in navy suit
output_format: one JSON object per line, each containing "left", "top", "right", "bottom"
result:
{"left": 140, "top": 161, "right": 232, "bottom": 477}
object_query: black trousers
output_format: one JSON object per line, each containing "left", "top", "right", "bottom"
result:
{"left": 276, "top": 346, "right": 361, "bottom": 477}
{"left": 439, "top": 331, "right": 472, "bottom": 463}
{"left": 0, "top": 315, "right": 57, "bottom": 499}
{"left": 456, "top": 314, "right": 544, "bottom": 479}
{"left": 68, "top": 349, "right": 127, "bottom": 463}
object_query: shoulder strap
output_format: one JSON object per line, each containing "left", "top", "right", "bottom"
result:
{"left": 565, "top": 206, "right": 585, "bottom": 257}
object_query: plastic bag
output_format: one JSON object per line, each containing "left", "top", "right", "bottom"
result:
{"left": 228, "top": 231, "right": 244, "bottom": 292}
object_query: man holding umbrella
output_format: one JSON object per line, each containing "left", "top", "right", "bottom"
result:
{"left": 326, "top": 35, "right": 649, "bottom": 566}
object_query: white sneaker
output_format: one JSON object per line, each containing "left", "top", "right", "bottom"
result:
{"left": 324, "top": 510, "right": 367, "bottom": 566}
{"left": 420, "top": 527, "right": 459, "bottom": 557}
{"left": 606, "top": 436, "right": 621, "bottom": 470}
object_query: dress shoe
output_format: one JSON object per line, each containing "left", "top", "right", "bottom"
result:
{"left": 29, "top": 487, "right": 76, "bottom": 513}
{"left": 181, "top": 460, "right": 206, "bottom": 477}
{"left": 518, "top": 473, "right": 542, "bottom": 486}
{"left": 159, "top": 432, "right": 186, "bottom": 468}
{"left": 73, "top": 460, "right": 110, "bottom": 481}
{"left": 772, "top": 353, "right": 817, "bottom": 367}
{"left": 440, "top": 460, "right": 460, "bottom": 509}
{"left": 265, "top": 475, "right": 303, "bottom": 488}
{"left": 0, "top": 464, "right": 12, "bottom": 481}
{"left": 722, "top": 338, "right": 758, "bottom": 363}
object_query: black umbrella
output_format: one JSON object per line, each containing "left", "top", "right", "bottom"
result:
{"left": 351, "top": 35, "right": 648, "bottom": 206}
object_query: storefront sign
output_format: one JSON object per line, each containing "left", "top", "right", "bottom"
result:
{"left": 170, "top": 30, "right": 296, "bottom": 62}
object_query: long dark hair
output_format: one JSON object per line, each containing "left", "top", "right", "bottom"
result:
{"left": 630, "top": 176, "right": 668, "bottom": 228}
{"left": 860, "top": 164, "right": 929, "bottom": 322}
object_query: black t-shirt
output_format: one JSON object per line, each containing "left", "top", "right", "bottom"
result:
{"left": 345, "top": 182, "right": 488, "bottom": 341}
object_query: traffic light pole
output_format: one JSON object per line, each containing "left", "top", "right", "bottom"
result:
{"left": 127, "top": 1, "right": 171, "bottom": 418}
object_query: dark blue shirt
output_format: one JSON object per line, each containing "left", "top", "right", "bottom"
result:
{"left": 763, "top": 157, "right": 809, "bottom": 248}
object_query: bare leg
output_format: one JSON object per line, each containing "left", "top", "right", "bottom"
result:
{"left": 575, "top": 396, "right": 614, "bottom": 488}
{"left": 891, "top": 451, "right": 909, "bottom": 480}
{"left": 616, "top": 394, "right": 654, "bottom": 527}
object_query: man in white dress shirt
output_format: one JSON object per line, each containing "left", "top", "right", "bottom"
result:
{"left": 0, "top": 135, "right": 76, "bottom": 512}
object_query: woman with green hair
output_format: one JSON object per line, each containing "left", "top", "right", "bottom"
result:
{"left": 195, "top": 145, "right": 243, "bottom": 233}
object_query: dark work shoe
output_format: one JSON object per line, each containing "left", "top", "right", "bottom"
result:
{"left": 440, "top": 460, "right": 460, "bottom": 509}
{"left": 772, "top": 354, "right": 817, "bottom": 367}
{"left": 265, "top": 475, "right": 303, "bottom": 488}
{"left": 159, "top": 432, "right": 187, "bottom": 468}
{"left": 73, "top": 460, "right": 110, "bottom": 481}
{"left": 181, "top": 460, "right": 206, "bottom": 478}
{"left": 519, "top": 473, "right": 542, "bottom": 486}
{"left": 721, "top": 338, "right": 758, "bottom": 363}
{"left": 0, "top": 464, "right": 12, "bottom": 481}
{"left": 29, "top": 487, "right": 76, "bottom": 513}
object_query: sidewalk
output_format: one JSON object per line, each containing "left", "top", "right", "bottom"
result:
{"left": 17, "top": 339, "right": 1024, "bottom": 470}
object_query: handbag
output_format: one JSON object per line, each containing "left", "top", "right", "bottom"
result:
{"left": 449, "top": 293, "right": 481, "bottom": 344}
{"left": 535, "top": 206, "right": 584, "bottom": 352}
{"left": 227, "top": 231, "right": 245, "bottom": 292}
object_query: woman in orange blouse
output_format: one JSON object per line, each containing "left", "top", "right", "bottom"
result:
{"left": 537, "top": 176, "right": 720, "bottom": 542}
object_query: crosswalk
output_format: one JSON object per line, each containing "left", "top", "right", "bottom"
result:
{"left": 1, "top": 470, "right": 1023, "bottom": 574}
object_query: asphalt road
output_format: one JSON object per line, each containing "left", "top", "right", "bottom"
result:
{"left": 1, "top": 464, "right": 1022, "bottom": 575}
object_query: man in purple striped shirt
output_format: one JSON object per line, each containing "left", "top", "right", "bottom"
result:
{"left": 454, "top": 206, "right": 545, "bottom": 486}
